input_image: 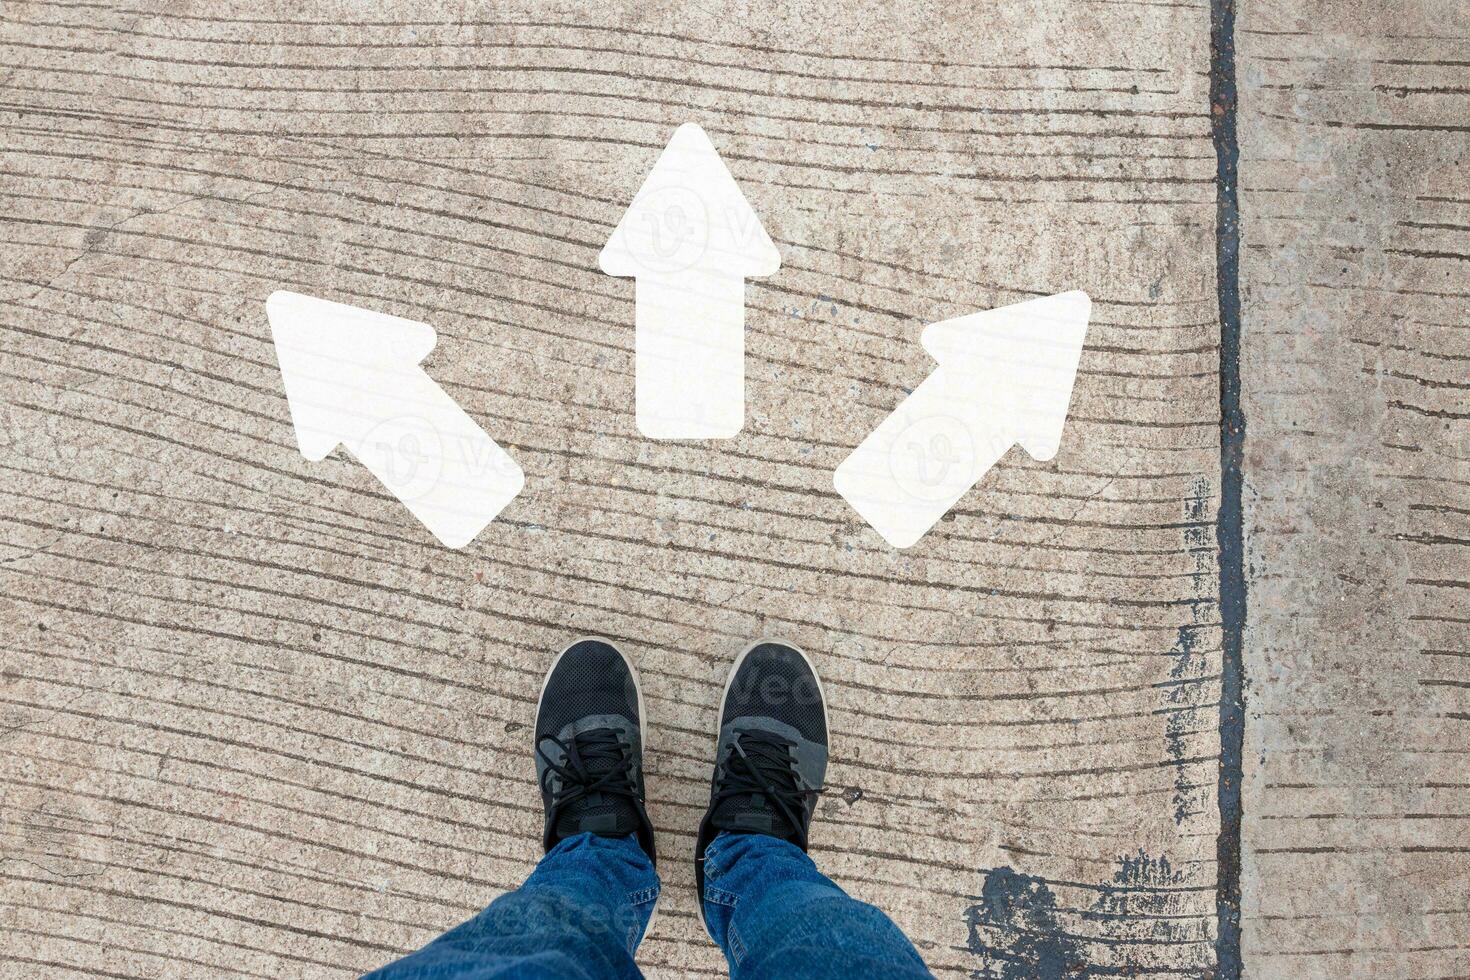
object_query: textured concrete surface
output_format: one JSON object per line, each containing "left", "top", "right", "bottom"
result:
{"left": 17, "top": 0, "right": 1466, "bottom": 977}
{"left": 1238, "top": 1, "right": 1470, "bottom": 976}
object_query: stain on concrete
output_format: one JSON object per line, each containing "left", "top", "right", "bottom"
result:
{"left": 966, "top": 853, "right": 1209, "bottom": 978}
{"left": 1087, "top": 852, "right": 1208, "bottom": 977}
{"left": 1166, "top": 624, "right": 1205, "bottom": 826}
{"left": 1092, "top": 850, "right": 1187, "bottom": 920}
{"left": 964, "top": 867, "right": 1084, "bottom": 979}
{"left": 1184, "top": 477, "right": 1214, "bottom": 595}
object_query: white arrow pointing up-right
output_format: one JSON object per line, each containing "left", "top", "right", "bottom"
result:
{"left": 600, "top": 123, "right": 779, "bottom": 440}
{"left": 834, "top": 291, "right": 1091, "bottom": 548}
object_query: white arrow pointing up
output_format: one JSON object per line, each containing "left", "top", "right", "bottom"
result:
{"left": 266, "top": 291, "right": 524, "bottom": 549}
{"left": 600, "top": 123, "right": 780, "bottom": 439}
{"left": 833, "top": 291, "right": 1091, "bottom": 549}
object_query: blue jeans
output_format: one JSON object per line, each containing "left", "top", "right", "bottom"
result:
{"left": 364, "top": 832, "right": 931, "bottom": 979}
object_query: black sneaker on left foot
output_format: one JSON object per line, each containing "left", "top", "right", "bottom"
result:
{"left": 534, "top": 638, "right": 656, "bottom": 865}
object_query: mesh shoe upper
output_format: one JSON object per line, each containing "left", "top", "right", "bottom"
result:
{"left": 716, "top": 642, "right": 827, "bottom": 744}
{"left": 534, "top": 638, "right": 656, "bottom": 864}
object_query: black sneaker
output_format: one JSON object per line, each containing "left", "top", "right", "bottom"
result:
{"left": 534, "top": 637, "right": 656, "bottom": 865}
{"left": 695, "top": 639, "right": 829, "bottom": 926}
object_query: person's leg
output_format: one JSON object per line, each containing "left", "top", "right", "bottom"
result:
{"left": 363, "top": 638, "right": 661, "bottom": 980}
{"left": 700, "top": 832, "right": 927, "bottom": 979}
{"left": 693, "top": 640, "right": 932, "bottom": 980}
{"left": 365, "top": 832, "right": 658, "bottom": 980}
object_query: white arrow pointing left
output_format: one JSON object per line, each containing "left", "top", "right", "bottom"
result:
{"left": 266, "top": 291, "right": 524, "bottom": 549}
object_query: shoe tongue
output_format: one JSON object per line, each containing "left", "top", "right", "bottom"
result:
{"left": 711, "top": 793, "right": 798, "bottom": 840}
{"left": 555, "top": 796, "right": 640, "bottom": 838}
{"left": 553, "top": 735, "right": 640, "bottom": 839}
{"left": 711, "top": 732, "right": 802, "bottom": 841}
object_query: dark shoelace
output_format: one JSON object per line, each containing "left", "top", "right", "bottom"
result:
{"left": 536, "top": 727, "right": 638, "bottom": 817}
{"left": 712, "top": 729, "right": 817, "bottom": 838}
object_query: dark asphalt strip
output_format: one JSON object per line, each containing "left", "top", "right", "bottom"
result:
{"left": 1210, "top": 0, "right": 1246, "bottom": 977}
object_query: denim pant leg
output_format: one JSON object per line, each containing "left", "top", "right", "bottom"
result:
{"left": 364, "top": 833, "right": 660, "bottom": 980}
{"left": 701, "top": 832, "right": 932, "bottom": 980}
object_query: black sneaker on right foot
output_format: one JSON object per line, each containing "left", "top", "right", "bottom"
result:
{"left": 695, "top": 640, "right": 829, "bottom": 925}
